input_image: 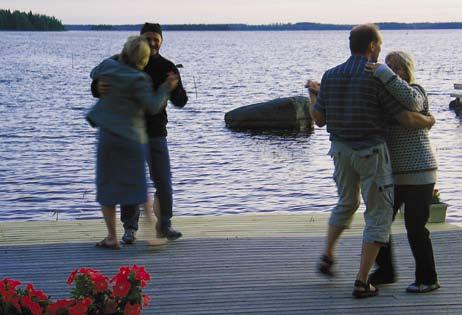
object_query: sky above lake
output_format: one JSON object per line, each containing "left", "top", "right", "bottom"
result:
{"left": 1, "top": 0, "right": 461, "bottom": 24}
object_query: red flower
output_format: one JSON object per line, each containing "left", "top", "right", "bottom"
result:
{"left": 25, "top": 283, "right": 35, "bottom": 294}
{"left": 111, "top": 266, "right": 131, "bottom": 285}
{"left": 112, "top": 279, "right": 131, "bottom": 298}
{"left": 1, "top": 278, "right": 21, "bottom": 290}
{"left": 20, "top": 295, "right": 42, "bottom": 315}
{"left": 2, "top": 266, "right": 152, "bottom": 315}
{"left": 26, "top": 283, "right": 48, "bottom": 301}
{"left": 79, "top": 268, "right": 100, "bottom": 281}
{"left": 132, "top": 265, "right": 151, "bottom": 287}
{"left": 46, "top": 299, "right": 74, "bottom": 315}
{"left": 124, "top": 302, "right": 142, "bottom": 315}
{"left": 79, "top": 267, "right": 98, "bottom": 275}
{"left": 111, "top": 266, "right": 135, "bottom": 294}
{"left": 3, "top": 294, "right": 21, "bottom": 312}
{"left": 67, "top": 270, "right": 78, "bottom": 285}
{"left": 94, "top": 276, "right": 109, "bottom": 293}
{"left": 119, "top": 266, "right": 131, "bottom": 277}
{"left": 80, "top": 297, "right": 93, "bottom": 307}
{"left": 68, "top": 298, "right": 92, "bottom": 315}
{"left": 0, "top": 286, "right": 14, "bottom": 299}
{"left": 89, "top": 270, "right": 106, "bottom": 282}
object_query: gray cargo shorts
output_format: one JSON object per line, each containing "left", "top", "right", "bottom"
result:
{"left": 328, "top": 141, "right": 394, "bottom": 244}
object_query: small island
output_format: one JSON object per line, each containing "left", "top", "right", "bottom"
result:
{"left": 0, "top": 9, "right": 64, "bottom": 31}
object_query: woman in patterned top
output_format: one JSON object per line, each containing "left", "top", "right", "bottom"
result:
{"left": 367, "top": 51, "right": 440, "bottom": 293}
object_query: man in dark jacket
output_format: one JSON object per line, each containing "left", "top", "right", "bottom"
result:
{"left": 91, "top": 23, "right": 188, "bottom": 243}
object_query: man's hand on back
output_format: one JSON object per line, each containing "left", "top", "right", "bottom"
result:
{"left": 97, "top": 79, "right": 111, "bottom": 97}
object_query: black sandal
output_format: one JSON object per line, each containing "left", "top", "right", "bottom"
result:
{"left": 318, "top": 255, "right": 335, "bottom": 277}
{"left": 352, "top": 280, "right": 379, "bottom": 298}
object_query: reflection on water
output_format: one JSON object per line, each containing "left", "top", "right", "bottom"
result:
{"left": 0, "top": 30, "right": 461, "bottom": 222}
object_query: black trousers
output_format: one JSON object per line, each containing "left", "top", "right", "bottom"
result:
{"left": 376, "top": 183, "right": 438, "bottom": 285}
{"left": 121, "top": 137, "right": 173, "bottom": 231}
{"left": 120, "top": 204, "right": 140, "bottom": 231}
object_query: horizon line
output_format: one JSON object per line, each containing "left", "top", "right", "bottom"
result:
{"left": 64, "top": 21, "right": 462, "bottom": 26}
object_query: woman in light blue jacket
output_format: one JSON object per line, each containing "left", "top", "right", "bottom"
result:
{"left": 87, "top": 35, "right": 178, "bottom": 249}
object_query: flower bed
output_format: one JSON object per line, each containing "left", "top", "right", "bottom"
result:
{"left": 0, "top": 265, "right": 151, "bottom": 315}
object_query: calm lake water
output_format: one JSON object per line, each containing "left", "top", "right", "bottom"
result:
{"left": 1, "top": 30, "right": 461, "bottom": 222}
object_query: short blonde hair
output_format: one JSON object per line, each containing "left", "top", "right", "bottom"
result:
{"left": 385, "top": 51, "right": 416, "bottom": 84}
{"left": 119, "top": 35, "right": 150, "bottom": 67}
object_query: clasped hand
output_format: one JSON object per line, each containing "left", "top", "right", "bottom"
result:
{"left": 305, "top": 80, "right": 320, "bottom": 95}
{"left": 162, "top": 72, "right": 179, "bottom": 92}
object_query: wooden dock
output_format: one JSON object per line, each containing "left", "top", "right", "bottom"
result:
{"left": 451, "top": 83, "right": 462, "bottom": 100}
{"left": 1, "top": 213, "right": 461, "bottom": 314}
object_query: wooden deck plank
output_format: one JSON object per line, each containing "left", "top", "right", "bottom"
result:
{"left": 0, "top": 213, "right": 461, "bottom": 314}
{"left": 0, "top": 212, "right": 459, "bottom": 245}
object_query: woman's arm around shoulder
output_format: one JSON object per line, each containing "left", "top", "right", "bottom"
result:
{"left": 133, "top": 73, "right": 169, "bottom": 115}
{"left": 368, "top": 63, "right": 425, "bottom": 111}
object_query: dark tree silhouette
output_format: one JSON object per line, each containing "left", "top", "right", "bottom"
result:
{"left": 0, "top": 9, "right": 64, "bottom": 31}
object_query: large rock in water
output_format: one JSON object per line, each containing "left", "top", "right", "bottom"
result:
{"left": 224, "top": 96, "right": 313, "bottom": 131}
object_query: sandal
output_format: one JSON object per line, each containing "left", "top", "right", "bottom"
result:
{"left": 318, "top": 255, "right": 335, "bottom": 277}
{"left": 95, "top": 238, "right": 120, "bottom": 250}
{"left": 352, "top": 279, "right": 379, "bottom": 298}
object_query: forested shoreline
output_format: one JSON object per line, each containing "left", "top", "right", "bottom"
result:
{"left": 1, "top": 9, "right": 461, "bottom": 32}
{"left": 0, "top": 9, "right": 64, "bottom": 31}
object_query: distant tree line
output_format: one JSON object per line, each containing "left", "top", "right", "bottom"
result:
{"left": 0, "top": 9, "right": 64, "bottom": 31}
{"left": 376, "top": 22, "right": 462, "bottom": 30}
{"left": 65, "top": 22, "right": 462, "bottom": 32}
{"left": 91, "top": 24, "right": 113, "bottom": 31}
